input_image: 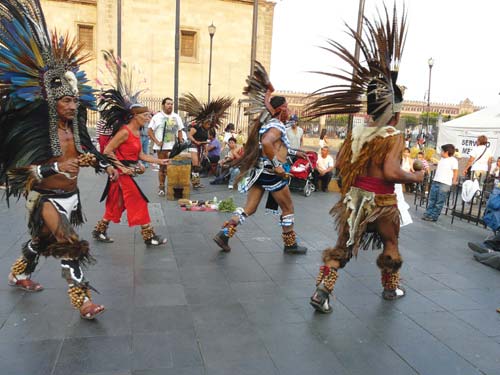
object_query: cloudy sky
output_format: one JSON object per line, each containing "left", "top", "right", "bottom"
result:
{"left": 270, "top": 0, "right": 500, "bottom": 107}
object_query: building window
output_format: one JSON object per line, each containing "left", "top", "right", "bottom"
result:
{"left": 78, "top": 24, "right": 94, "bottom": 51}
{"left": 181, "top": 30, "right": 197, "bottom": 59}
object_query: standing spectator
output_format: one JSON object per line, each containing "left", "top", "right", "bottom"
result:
{"left": 319, "top": 128, "right": 329, "bottom": 150}
{"left": 422, "top": 144, "right": 458, "bottom": 222}
{"left": 148, "top": 97, "right": 184, "bottom": 196}
{"left": 401, "top": 147, "right": 414, "bottom": 192}
{"left": 463, "top": 135, "right": 493, "bottom": 186}
{"left": 139, "top": 123, "right": 150, "bottom": 168}
{"left": 313, "top": 146, "right": 335, "bottom": 192}
{"left": 286, "top": 115, "right": 303, "bottom": 149}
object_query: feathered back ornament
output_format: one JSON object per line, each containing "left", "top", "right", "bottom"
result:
{"left": 0, "top": 0, "right": 96, "bottom": 159}
{"left": 97, "top": 50, "right": 148, "bottom": 134}
{"left": 179, "top": 93, "right": 233, "bottom": 129}
{"left": 306, "top": 2, "right": 407, "bottom": 127}
{"left": 240, "top": 61, "right": 277, "bottom": 125}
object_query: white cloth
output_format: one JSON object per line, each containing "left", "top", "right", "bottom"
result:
{"left": 461, "top": 179, "right": 480, "bottom": 203}
{"left": 223, "top": 131, "right": 236, "bottom": 143}
{"left": 395, "top": 184, "right": 412, "bottom": 227}
{"left": 401, "top": 157, "right": 413, "bottom": 172}
{"left": 47, "top": 193, "right": 79, "bottom": 220}
{"left": 433, "top": 157, "right": 458, "bottom": 186}
{"left": 148, "top": 111, "right": 184, "bottom": 150}
{"left": 316, "top": 154, "right": 334, "bottom": 171}
{"left": 286, "top": 126, "right": 303, "bottom": 149}
{"left": 319, "top": 139, "right": 327, "bottom": 149}
{"left": 470, "top": 145, "right": 492, "bottom": 172}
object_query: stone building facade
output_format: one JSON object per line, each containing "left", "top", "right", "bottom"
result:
{"left": 276, "top": 91, "right": 481, "bottom": 120}
{"left": 40, "top": 0, "right": 275, "bottom": 101}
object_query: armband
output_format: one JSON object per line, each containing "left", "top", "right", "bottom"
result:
{"left": 36, "top": 162, "right": 59, "bottom": 179}
{"left": 288, "top": 149, "right": 298, "bottom": 156}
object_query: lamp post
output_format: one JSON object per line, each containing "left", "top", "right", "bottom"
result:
{"left": 207, "top": 22, "right": 216, "bottom": 102}
{"left": 426, "top": 57, "right": 434, "bottom": 137}
{"left": 117, "top": 0, "right": 122, "bottom": 87}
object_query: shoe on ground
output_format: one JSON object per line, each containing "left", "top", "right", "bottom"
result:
{"left": 421, "top": 216, "right": 436, "bottom": 222}
{"left": 92, "top": 231, "right": 114, "bottom": 243}
{"left": 213, "top": 231, "right": 231, "bottom": 252}
{"left": 382, "top": 286, "right": 406, "bottom": 300}
{"left": 145, "top": 235, "right": 167, "bottom": 246}
{"left": 228, "top": 185, "right": 233, "bottom": 190}
{"left": 284, "top": 243, "right": 307, "bottom": 254}
{"left": 467, "top": 242, "right": 494, "bottom": 254}
{"left": 158, "top": 189, "right": 165, "bottom": 196}
{"left": 310, "top": 285, "right": 332, "bottom": 313}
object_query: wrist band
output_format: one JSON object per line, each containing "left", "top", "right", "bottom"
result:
{"left": 271, "top": 156, "right": 282, "bottom": 168}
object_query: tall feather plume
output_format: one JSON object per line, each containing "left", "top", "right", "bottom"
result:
{"left": 306, "top": 2, "right": 407, "bottom": 125}
{"left": 97, "top": 50, "right": 147, "bottom": 134}
{"left": 240, "top": 61, "right": 273, "bottom": 125}
{"left": 179, "top": 93, "right": 233, "bottom": 129}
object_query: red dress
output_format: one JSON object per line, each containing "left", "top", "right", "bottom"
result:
{"left": 103, "top": 126, "right": 151, "bottom": 226}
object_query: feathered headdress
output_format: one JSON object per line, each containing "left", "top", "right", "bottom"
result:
{"left": 0, "top": 1, "right": 111, "bottom": 199}
{"left": 179, "top": 93, "right": 233, "bottom": 129}
{"left": 240, "top": 61, "right": 288, "bottom": 126}
{"left": 97, "top": 50, "right": 148, "bottom": 135}
{"left": 0, "top": 0, "right": 96, "bottom": 156}
{"left": 306, "top": 3, "right": 407, "bottom": 127}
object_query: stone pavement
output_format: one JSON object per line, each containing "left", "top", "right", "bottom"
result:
{"left": 0, "top": 168, "right": 499, "bottom": 375}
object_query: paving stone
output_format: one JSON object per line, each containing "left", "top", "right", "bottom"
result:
{"left": 54, "top": 336, "right": 132, "bottom": 375}
{"left": 0, "top": 338, "right": 61, "bottom": 375}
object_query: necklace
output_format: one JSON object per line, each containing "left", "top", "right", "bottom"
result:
{"left": 59, "top": 123, "right": 70, "bottom": 134}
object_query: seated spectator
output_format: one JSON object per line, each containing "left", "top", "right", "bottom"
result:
{"left": 314, "top": 146, "right": 334, "bottom": 192}
{"left": 200, "top": 129, "right": 221, "bottom": 176}
{"left": 207, "top": 129, "right": 221, "bottom": 163}
{"left": 211, "top": 137, "right": 243, "bottom": 188}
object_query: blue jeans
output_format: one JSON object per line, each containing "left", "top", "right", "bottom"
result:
{"left": 141, "top": 136, "right": 149, "bottom": 166}
{"left": 424, "top": 181, "right": 450, "bottom": 220}
{"left": 228, "top": 167, "right": 240, "bottom": 187}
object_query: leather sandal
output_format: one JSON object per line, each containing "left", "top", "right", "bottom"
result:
{"left": 79, "top": 301, "right": 105, "bottom": 320}
{"left": 8, "top": 274, "right": 43, "bottom": 292}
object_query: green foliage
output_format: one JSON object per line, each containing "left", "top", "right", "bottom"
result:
{"left": 218, "top": 197, "right": 237, "bottom": 212}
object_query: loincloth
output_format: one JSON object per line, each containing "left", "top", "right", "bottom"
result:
{"left": 332, "top": 186, "right": 399, "bottom": 257}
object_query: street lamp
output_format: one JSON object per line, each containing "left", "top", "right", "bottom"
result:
{"left": 207, "top": 22, "right": 216, "bottom": 102}
{"left": 426, "top": 57, "right": 434, "bottom": 137}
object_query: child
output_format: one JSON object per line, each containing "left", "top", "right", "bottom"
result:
{"left": 422, "top": 144, "right": 458, "bottom": 222}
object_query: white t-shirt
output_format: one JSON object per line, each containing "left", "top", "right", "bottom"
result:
{"left": 433, "top": 157, "right": 458, "bottom": 186}
{"left": 470, "top": 145, "right": 492, "bottom": 172}
{"left": 148, "top": 111, "right": 184, "bottom": 150}
{"left": 286, "top": 126, "right": 303, "bottom": 149}
{"left": 316, "top": 154, "right": 334, "bottom": 171}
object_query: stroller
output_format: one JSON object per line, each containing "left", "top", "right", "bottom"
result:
{"left": 288, "top": 151, "right": 317, "bottom": 197}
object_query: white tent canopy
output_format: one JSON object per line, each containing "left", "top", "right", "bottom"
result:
{"left": 437, "top": 103, "right": 500, "bottom": 159}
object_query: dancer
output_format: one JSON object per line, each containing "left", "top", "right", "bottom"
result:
{"left": 179, "top": 93, "right": 233, "bottom": 189}
{"left": 0, "top": 0, "right": 113, "bottom": 319}
{"left": 213, "top": 62, "right": 308, "bottom": 254}
{"left": 92, "top": 51, "right": 169, "bottom": 246}
{"left": 307, "top": 4, "right": 424, "bottom": 313}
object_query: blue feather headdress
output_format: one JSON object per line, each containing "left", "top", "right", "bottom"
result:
{"left": 0, "top": 0, "right": 96, "bottom": 158}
